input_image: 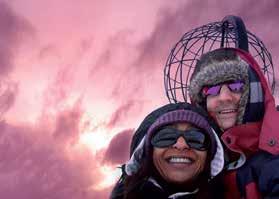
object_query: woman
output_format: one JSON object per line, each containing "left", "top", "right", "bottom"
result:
{"left": 111, "top": 103, "right": 224, "bottom": 199}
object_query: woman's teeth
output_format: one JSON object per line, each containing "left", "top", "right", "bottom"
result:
{"left": 168, "top": 157, "right": 192, "bottom": 163}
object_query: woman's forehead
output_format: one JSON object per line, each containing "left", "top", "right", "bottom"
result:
{"left": 171, "top": 122, "right": 193, "bottom": 130}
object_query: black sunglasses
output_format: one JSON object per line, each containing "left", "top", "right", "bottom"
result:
{"left": 151, "top": 126, "right": 210, "bottom": 151}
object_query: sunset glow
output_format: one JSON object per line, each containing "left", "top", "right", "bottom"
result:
{"left": 79, "top": 127, "right": 111, "bottom": 154}
{"left": 94, "top": 165, "right": 122, "bottom": 191}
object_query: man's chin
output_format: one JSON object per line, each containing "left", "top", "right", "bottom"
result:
{"left": 217, "top": 119, "right": 237, "bottom": 130}
{"left": 220, "top": 122, "right": 236, "bottom": 130}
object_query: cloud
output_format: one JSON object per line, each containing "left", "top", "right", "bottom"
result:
{"left": 52, "top": 98, "right": 83, "bottom": 145}
{"left": 104, "top": 129, "right": 133, "bottom": 165}
{"left": 106, "top": 100, "right": 144, "bottom": 129}
{"left": 107, "top": 100, "right": 135, "bottom": 128}
{"left": 38, "top": 44, "right": 60, "bottom": 61}
{"left": 0, "top": 2, "right": 34, "bottom": 77}
{"left": 0, "top": 105, "right": 111, "bottom": 199}
{"left": 42, "top": 65, "right": 76, "bottom": 113}
{"left": 0, "top": 81, "right": 18, "bottom": 118}
{"left": 89, "top": 29, "right": 149, "bottom": 102}
{"left": 90, "top": 30, "right": 134, "bottom": 76}
{"left": 0, "top": 2, "right": 34, "bottom": 118}
{"left": 133, "top": 0, "right": 204, "bottom": 72}
{"left": 0, "top": 60, "right": 116, "bottom": 198}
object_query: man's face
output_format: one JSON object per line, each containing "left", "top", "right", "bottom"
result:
{"left": 206, "top": 84, "right": 242, "bottom": 130}
{"left": 152, "top": 123, "right": 207, "bottom": 184}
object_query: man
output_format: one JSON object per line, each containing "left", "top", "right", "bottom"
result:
{"left": 189, "top": 47, "right": 279, "bottom": 198}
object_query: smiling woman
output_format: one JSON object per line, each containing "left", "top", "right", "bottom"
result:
{"left": 111, "top": 102, "right": 225, "bottom": 199}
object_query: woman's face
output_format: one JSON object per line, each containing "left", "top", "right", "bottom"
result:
{"left": 152, "top": 122, "right": 207, "bottom": 184}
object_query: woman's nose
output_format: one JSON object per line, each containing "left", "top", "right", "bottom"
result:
{"left": 172, "top": 136, "right": 190, "bottom": 150}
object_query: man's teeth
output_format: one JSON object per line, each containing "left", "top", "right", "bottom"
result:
{"left": 219, "top": 109, "right": 236, "bottom": 114}
{"left": 168, "top": 157, "right": 192, "bottom": 163}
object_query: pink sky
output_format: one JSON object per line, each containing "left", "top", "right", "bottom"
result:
{"left": 1, "top": 0, "right": 279, "bottom": 198}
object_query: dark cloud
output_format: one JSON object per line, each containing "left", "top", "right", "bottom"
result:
{"left": 0, "top": 2, "right": 34, "bottom": 118}
{"left": 104, "top": 129, "right": 133, "bottom": 165}
{"left": 0, "top": 81, "right": 18, "bottom": 118}
{"left": 90, "top": 47, "right": 113, "bottom": 78}
{"left": 52, "top": 99, "right": 83, "bottom": 145}
{"left": 42, "top": 66, "right": 75, "bottom": 111}
{"left": 38, "top": 44, "right": 60, "bottom": 60}
{"left": 90, "top": 30, "right": 133, "bottom": 76}
{"left": 0, "top": 2, "right": 34, "bottom": 77}
{"left": 133, "top": 0, "right": 205, "bottom": 72}
{"left": 79, "top": 38, "right": 94, "bottom": 55}
{"left": 107, "top": 101, "right": 134, "bottom": 128}
{"left": 88, "top": 30, "right": 145, "bottom": 102}
{"left": 107, "top": 100, "right": 143, "bottom": 129}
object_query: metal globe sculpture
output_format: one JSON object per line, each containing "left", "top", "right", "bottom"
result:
{"left": 164, "top": 15, "right": 275, "bottom": 103}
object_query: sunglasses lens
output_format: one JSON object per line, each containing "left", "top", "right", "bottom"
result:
{"left": 184, "top": 130, "right": 208, "bottom": 150}
{"left": 202, "top": 80, "right": 244, "bottom": 97}
{"left": 228, "top": 81, "right": 244, "bottom": 92}
{"left": 151, "top": 128, "right": 178, "bottom": 148}
{"left": 203, "top": 85, "right": 221, "bottom": 96}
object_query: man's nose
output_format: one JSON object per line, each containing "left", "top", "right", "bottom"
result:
{"left": 218, "top": 85, "right": 234, "bottom": 101}
{"left": 173, "top": 136, "right": 190, "bottom": 150}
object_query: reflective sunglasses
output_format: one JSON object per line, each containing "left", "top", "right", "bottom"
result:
{"left": 202, "top": 80, "right": 245, "bottom": 97}
{"left": 151, "top": 126, "right": 209, "bottom": 151}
